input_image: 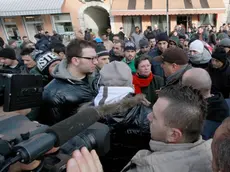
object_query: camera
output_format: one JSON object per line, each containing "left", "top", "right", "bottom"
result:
{"left": 0, "top": 74, "right": 110, "bottom": 172}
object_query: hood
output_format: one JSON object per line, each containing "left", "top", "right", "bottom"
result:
{"left": 94, "top": 86, "right": 134, "bottom": 106}
{"left": 51, "top": 59, "right": 81, "bottom": 82}
{"left": 189, "top": 48, "right": 212, "bottom": 65}
{"left": 206, "top": 93, "right": 229, "bottom": 122}
{"left": 78, "top": 93, "right": 150, "bottom": 117}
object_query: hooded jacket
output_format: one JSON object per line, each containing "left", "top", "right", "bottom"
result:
{"left": 189, "top": 48, "right": 212, "bottom": 69}
{"left": 78, "top": 89, "right": 152, "bottom": 172}
{"left": 208, "top": 60, "right": 230, "bottom": 98}
{"left": 39, "top": 59, "right": 98, "bottom": 125}
{"left": 206, "top": 93, "right": 229, "bottom": 122}
{"left": 122, "top": 137, "right": 212, "bottom": 172}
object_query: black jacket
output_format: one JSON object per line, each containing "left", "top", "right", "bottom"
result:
{"left": 206, "top": 93, "right": 229, "bottom": 122}
{"left": 78, "top": 93, "right": 151, "bottom": 172}
{"left": 39, "top": 60, "right": 98, "bottom": 125}
{"left": 208, "top": 61, "right": 230, "bottom": 98}
{"left": 0, "top": 63, "right": 28, "bottom": 74}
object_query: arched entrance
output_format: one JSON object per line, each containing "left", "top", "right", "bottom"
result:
{"left": 78, "top": 2, "right": 111, "bottom": 37}
{"left": 84, "top": 7, "right": 110, "bottom": 36}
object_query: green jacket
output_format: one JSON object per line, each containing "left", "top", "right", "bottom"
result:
{"left": 141, "top": 75, "right": 164, "bottom": 106}
{"left": 123, "top": 57, "right": 136, "bottom": 74}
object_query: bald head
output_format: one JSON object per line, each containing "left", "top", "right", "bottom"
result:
{"left": 182, "top": 68, "right": 212, "bottom": 98}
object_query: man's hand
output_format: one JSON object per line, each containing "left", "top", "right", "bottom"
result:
{"left": 67, "top": 147, "right": 103, "bottom": 172}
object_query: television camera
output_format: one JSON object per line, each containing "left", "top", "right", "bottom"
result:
{"left": 0, "top": 74, "right": 110, "bottom": 172}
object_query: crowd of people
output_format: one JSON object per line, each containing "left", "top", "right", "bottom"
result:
{"left": 1, "top": 23, "right": 230, "bottom": 172}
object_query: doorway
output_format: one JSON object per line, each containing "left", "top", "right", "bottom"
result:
{"left": 177, "top": 15, "right": 192, "bottom": 31}
{"left": 83, "top": 6, "right": 110, "bottom": 36}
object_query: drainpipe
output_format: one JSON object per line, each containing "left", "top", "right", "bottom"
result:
{"left": 166, "top": 0, "right": 169, "bottom": 35}
{"left": 109, "top": 0, "right": 115, "bottom": 32}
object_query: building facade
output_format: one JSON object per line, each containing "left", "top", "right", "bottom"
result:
{"left": 0, "top": 0, "right": 227, "bottom": 43}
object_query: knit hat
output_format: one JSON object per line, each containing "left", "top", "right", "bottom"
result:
{"left": 156, "top": 33, "right": 169, "bottom": 43}
{"left": 95, "top": 45, "right": 109, "bottom": 57}
{"left": 36, "top": 52, "right": 61, "bottom": 75}
{"left": 99, "top": 61, "right": 133, "bottom": 87}
{"left": 139, "top": 38, "right": 149, "bottom": 48}
{"left": 212, "top": 47, "right": 227, "bottom": 64}
{"left": 189, "top": 40, "right": 204, "bottom": 54}
{"left": 30, "top": 49, "right": 44, "bottom": 60}
{"left": 169, "top": 36, "right": 179, "bottom": 46}
{"left": 219, "top": 38, "right": 230, "bottom": 48}
{"left": 154, "top": 47, "right": 188, "bottom": 65}
{"left": 0, "top": 48, "right": 16, "bottom": 60}
{"left": 94, "top": 37, "right": 103, "bottom": 43}
{"left": 124, "top": 41, "right": 136, "bottom": 51}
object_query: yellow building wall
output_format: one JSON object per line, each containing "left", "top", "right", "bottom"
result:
{"left": 114, "top": 16, "right": 123, "bottom": 33}
{"left": 15, "top": 16, "right": 27, "bottom": 38}
{"left": 43, "top": 15, "right": 53, "bottom": 33}
{"left": 142, "top": 16, "right": 151, "bottom": 31}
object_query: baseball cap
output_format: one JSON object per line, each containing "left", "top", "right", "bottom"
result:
{"left": 154, "top": 47, "right": 188, "bottom": 65}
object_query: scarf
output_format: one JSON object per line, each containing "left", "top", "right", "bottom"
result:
{"left": 94, "top": 86, "right": 134, "bottom": 106}
{"left": 133, "top": 73, "right": 154, "bottom": 94}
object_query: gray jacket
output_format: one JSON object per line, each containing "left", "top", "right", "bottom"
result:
{"left": 122, "top": 137, "right": 212, "bottom": 172}
{"left": 131, "top": 32, "right": 144, "bottom": 49}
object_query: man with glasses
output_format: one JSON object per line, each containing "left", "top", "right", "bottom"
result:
{"left": 39, "top": 39, "right": 99, "bottom": 125}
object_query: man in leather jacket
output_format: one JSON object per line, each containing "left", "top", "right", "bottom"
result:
{"left": 39, "top": 39, "right": 98, "bottom": 125}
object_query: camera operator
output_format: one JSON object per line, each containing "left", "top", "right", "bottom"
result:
{"left": 39, "top": 39, "right": 98, "bottom": 125}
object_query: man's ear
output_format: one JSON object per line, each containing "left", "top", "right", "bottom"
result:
{"left": 166, "top": 128, "right": 183, "bottom": 143}
{"left": 71, "top": 57, "right": 80, "bottom": 66}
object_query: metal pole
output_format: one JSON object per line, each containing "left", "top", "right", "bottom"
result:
{"left": 166, "top": 0, "right": 169, "bottom": 35}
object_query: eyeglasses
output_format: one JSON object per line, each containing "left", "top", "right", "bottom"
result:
{"left": 77, "top": 56, "right": 98, "bottom": 62}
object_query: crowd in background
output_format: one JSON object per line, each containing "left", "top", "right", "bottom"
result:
{"left": 1, "top": 22, "right": 230, "bottom": 172}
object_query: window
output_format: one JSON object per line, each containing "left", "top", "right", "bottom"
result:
{"left": 123, "top": 16, "right": 142, "bottom": 37}
{"left": 151, "top": 16, "right": 167, "bottom": 32}
{"left": 2, "top": 17, "right": 20, "bottom": 40}
{"left": 53, "top": 14, "right": 73, "bottom": 34}
{"left": 3, "top": 17, "right": 16, "bottom": 23}
{"left": 24, "top": 16, "right": 43, "bottom": 23}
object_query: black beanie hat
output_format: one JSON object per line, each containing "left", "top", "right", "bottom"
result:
{"left": 156, "top": 33, "right": 169, "bottom": 43}
{"left": 0, "top": 48, "right": 16, "bottom": 60}
{"left": 212, "top": 47, "right": 227, "bottom": 64}
{"left": 96, "top": 45, "right": 109, "bottom": 57}
{"left": 36, "top": 52, "right": 61, "bottom": 75}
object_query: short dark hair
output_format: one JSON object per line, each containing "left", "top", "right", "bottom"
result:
{"left": 113, "top": 40, "right": 125, "bottom": 49}
{"left": 20, "top": 48, "right": 35, "bottom": 56}
{"left": 135, "top": 26, "right": 140, "bottom": 29}
{"left": 158, "top": 85, "right": 207, "bottom": 143}
{"left": 66, "top": 39, "right": 96, "bottom": 64}
{"left": 214, "top": 138, "right": 230, "bottom": 172}
{"left": 52, "top": 43, "right": 66, "bottom": 54}
{"left": 101, "top": 33, "right": 107, "bottom": 37}
{"left": 135, "top": 55, "right": 151, "bottom": 69}
{"left": 22, "top": 36, "right": 28, "bottom": 39}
